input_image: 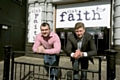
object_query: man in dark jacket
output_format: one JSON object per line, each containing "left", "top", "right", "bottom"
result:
{"left": 65, "top": 22, "right": 97, "bottom": 80}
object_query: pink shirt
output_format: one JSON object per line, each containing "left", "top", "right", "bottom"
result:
{"left": 32, "top": 32, "right": 61, "bottom": 54}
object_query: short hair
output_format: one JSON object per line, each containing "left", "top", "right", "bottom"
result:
{"left": 74, "top": 22, "right": 85, "bottom": 29}
{"left": 40, "top": 22, "right": 50, "bottom": 29}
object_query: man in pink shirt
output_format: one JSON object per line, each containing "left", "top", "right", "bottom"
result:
{"left": 32, "top": 22, "right": 61, "bottom": 80}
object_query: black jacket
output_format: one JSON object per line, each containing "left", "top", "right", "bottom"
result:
{"left": 65, "top": 32, "right": 97, "bottom": 62}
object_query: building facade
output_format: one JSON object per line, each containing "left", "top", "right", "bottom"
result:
{"left": 27, "top": 0, "right": 120, "bottom": 64}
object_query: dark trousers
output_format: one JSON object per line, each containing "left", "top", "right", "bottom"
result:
{"left": 44, "top": 55, "right": 60, "bottom": 80}
{"left": 72, "top": 58, "right": 88, "bottom": 80}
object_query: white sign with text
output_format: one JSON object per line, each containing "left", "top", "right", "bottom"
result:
{"left": 28, "top": 7, "right": 42, "bottom": 43}
{"left": 56, "top": 3, "right": 110, "bottom": 28}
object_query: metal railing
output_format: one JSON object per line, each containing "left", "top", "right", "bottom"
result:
{"left": 2, "top": 45, "right": 118, "bottom": 80}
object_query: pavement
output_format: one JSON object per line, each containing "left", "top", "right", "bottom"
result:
{"left": 0, "top": 55, "right": 120, "bottom": 80}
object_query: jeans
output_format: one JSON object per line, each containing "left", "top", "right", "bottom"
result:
{"left": 72, "top": 59, "right": 79, "bottom": 80}
{"left": 72, "top": 58, "right": 88, "bottom": 80}
{"left": 44, "top": 55, "right": 60, "bottom": 80}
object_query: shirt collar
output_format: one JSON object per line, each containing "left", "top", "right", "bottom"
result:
{"left": 77, "top": 35, "right": 84, "bottom": 41}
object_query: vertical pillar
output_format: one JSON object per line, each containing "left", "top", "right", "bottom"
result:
{"left": 105, "top": 49, "right": 118, "bottom": 80}
{"left": 114, "top": 0, "right": 120, "bottom": 46}
{"left": 46, "top": 1, "right": 53, "bottom": 31}
{"left": 113, "top": 0, "right": 120, "bottom": 64}
{"left": 40, "top": 3, "right": 46, "bottom": 22}
{"left": 3, "top": 45, "right": 12, "bottom": 80}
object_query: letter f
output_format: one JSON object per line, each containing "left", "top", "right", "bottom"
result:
{"left": 60, "top": 12, "right": 67, "bottom": 22}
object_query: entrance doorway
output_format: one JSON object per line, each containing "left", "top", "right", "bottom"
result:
{"left": 0, "top": 24, "right": 11, "bottom": 60}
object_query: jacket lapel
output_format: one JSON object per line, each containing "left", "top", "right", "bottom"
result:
{"left": 81, "top": 34, "right": 87, "bottom": 51}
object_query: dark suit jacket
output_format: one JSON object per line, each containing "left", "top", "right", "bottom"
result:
{"left": 65, "top": 32, "right": 97, "bottom": 63}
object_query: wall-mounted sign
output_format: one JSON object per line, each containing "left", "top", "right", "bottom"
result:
{"left": 56, "top": 2, "right": 110, "bottom": 28}
{"left": 28, "top": 7, "right": 42, "bottom": 43}
{"left": 2, "top": 25, "right": 8, "bottom": 29}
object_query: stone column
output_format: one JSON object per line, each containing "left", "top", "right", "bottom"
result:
{"left": 46, "top": 2, "right": 53, "bottom": 30}
{"left": 113, "top": 0, "right": 120, "bottom": 64}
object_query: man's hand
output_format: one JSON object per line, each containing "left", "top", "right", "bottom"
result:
{"left": 37, "top": 45, "right": 45, "bottom": 53}
{"left": 73, "top": 50, "right": 83, "bottom": 59}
